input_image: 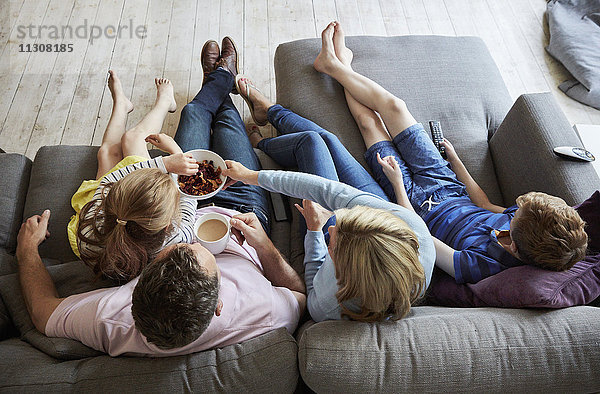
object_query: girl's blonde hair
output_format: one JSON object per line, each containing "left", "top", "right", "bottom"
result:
{"left": 331, "top": 205, "right": 424, "bottom": 322}
{"left": 78, "top": 168, "right": 180, "bottom": 281}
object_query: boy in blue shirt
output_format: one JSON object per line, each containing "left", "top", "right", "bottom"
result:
{"left": 313, "top": 21, "right": 588, "bottom": 283}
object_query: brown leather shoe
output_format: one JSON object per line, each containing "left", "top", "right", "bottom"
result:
{"left": 217, "top": 36, "right": 239, "bottom": 93}
{"left": 201, "top": 40, "right": 220, "bottom": 85}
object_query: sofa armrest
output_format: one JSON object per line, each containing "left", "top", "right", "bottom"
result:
{"left": 489, "top": 93, "right": 600, "bottom": 206}
{"left": 0, "top": 153, "right": 32, "bottom": 252}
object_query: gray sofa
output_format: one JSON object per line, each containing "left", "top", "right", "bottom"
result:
{"left": 1, "top": 35, "right": 599, "bottom": 392}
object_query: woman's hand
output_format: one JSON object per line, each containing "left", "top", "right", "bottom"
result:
{"left": 295, "top": 199, "right": 333, "bottom": 232}
{"left": 377, "top": 153, "right": 404, "bottom": 186}
{"left": 145, "top": 134, "right": 183, "bottom": 154}
{"left": 163, "top": 152, "right": 199, "bottom": 176}
{"left": 222, "top": 160, "right": 259, "bottom": 188}
{"left": 439, "top": 138, "right": 458, "bottom": 163}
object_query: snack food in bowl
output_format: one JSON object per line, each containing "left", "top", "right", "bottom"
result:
{"left": 174, "top": 149, "right": 227, "bottom": 200}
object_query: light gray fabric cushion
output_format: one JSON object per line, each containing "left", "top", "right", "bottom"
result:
{"left": 0, "top": 152, "right": 31, "bottom": 252}
{"left": 489, "top": 93, "right": 600, "bottom": 206}
{"left": 0, "top": 328, "right": 298, "bottom": 392}
{"left": 546, "top": 0, "right": 600, "bottom": 109}
{"left": 23, "top": 146, "right": 99, "bottom": 262}
{"left": 274, "top": 35, "right": 512, "bottom": 205}
{"left": 298, "top": 306, "right": 600, "bottom": 393}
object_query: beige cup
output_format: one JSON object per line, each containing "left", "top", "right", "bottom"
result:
{"left": 193, "top": 213, "right": 231, "bottom": 255}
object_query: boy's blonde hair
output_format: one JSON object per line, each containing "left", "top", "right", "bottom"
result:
{"left": 511, "top": 192, "right": 587, "bottom": 271}
{"left": 331, "top": 206, "right": 424, "bottom": 322}
{"left": 78, "top": 168, "right": 180, "bottom": 281}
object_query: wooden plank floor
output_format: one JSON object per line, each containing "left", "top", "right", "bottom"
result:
{"left": 1, "top": 0, "right": 599, "bottom": 158}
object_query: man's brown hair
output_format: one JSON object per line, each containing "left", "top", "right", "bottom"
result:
{"left": 511, "top": 192, "right": 587, "bottom": 271}
{"left": 131, "top": 245, "right": 219, "bottom": 349}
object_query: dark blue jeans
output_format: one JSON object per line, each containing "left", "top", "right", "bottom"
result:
{"left": 174, "top": 68, "right": 270, "bottom": 233}
{"left": 257, "top": 104, "right": 390, "bottom": 234}
{"left": 364, "top": 123, "right": 468, "bottom": 217}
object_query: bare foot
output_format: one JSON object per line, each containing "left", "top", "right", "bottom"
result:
{"left": 237, "top": 76, "right": 272, "bottom": 125}
{"left": 246, "top": 124, "right": 265, "bottom": 148}
{"left": 154, "top": 78, "right": 177, "bottom": 113}
{"left": 332, "top": 22, "right": 353, "bottom": 67}
{"left": 108, "top": 70, "right": 134, "bottom": 113}
{"left": 313, "top": 22, "right": 343, "bottom": 74}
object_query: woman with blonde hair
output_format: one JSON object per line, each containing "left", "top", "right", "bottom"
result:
{"left": 70, "top": 71, "right": 198, "bottom": 281}
{"left": 223, "top": 153, "right": 434, "bottom": 322}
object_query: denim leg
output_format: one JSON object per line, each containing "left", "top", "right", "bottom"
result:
{"left": 207, "top": 96, "right": 271, "bottom": 233}
{"left": 267, "top": 104, "right": 389, "bottom": 200}
{"left": 173, "top": 69, "right": 234, "bottom": 151}
{"left": 257, "top": 131, "right": 338, "bottom": 235}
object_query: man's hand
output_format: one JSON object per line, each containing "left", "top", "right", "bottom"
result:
{"left": 17, "top": 210, "right": 51, "bottom": 256}
{"left": 377, "top": 153, "right": 404, "bottom": 186}
{"left": 439, "top": 138, "right": 459, "bottom": 163}
{"left": 163, "top": 152, "right": 199, "bottom": 176}
{"left": 222, "top": 160, "right": 259, "bottom": 189}
{"left": 16, "top": 210, "right": 64, "bottom": 333}
{"left": 145, "top": 133, "right": 183, "bottom": 154}
{"left": 230, "top": 212, "right": 270, "bottom": 250}
{"left": 294, "top": 199, "right": 333, "bottom": 231}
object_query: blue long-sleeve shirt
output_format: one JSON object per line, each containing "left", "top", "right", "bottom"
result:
{"left": 257, "top": 170, "right": 436, "bottom": 322}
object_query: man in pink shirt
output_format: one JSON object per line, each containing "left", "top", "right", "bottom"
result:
{"left": 17, "top": 207, "right": 305, "bottom": 357}
{"left": 16, "top": 39, "right": 305, "bottom": 356}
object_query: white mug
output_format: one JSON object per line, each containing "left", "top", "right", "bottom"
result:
{"left": 193, "top": 213, "right": 231, "bottom": 255}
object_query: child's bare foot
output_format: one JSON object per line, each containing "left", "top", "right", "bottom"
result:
{"left": 313, "top": 22, "right": 343, "bottom": 75}
{"left": 108, "top": 70, "right": 134, "bottom": 113}
{"left": 246, "top": 124, "right": 265, "bottom": 148}
{"left": 236, "top": 75, "right": 272, "bottom": 126}
{"left": 332, "top": 22, "right": 353, "bottom": 66}
{"left": 154, "top": 78, "right": 177, "bottom": 113}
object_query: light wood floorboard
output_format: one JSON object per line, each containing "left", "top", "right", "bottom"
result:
{"left": 1, "top": 0, "right": 598, "bottom": 158}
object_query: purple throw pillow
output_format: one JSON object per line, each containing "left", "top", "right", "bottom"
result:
{"left": 428, "top": 254, "right": 600, "bottom": 308}
{"left": 428, "top": 190, "right": 600, "bottom": 308}
{"left": 574, "top": 190, "right": 600, "bottom": 254}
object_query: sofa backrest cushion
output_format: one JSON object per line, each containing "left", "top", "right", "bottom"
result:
{"left": 274, "top": 36, "right": 512, "bottom": 205}
{"left": 23, "top": 146, "right": 99, "bottom": 262}
{"left": 0, "top": 153, "right": 31, "bottom": 252}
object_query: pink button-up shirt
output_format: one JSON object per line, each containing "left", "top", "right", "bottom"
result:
{"left": 45, "top": 207, "right": 301, "bottom": 357}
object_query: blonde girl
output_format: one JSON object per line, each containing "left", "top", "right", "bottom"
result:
{"left": 68, "top": 71, "right": 198, "bottom": 281}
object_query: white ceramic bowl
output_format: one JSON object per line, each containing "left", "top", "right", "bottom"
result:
{"left": 173, "top": 149, "right": 227, "bottom": 200}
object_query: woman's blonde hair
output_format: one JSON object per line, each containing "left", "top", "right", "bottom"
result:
{"left": 78, "top": 168, "right": 180, "bottom": 281}
{"left": 331, "top": 205, "right": 425, "bottom": 322}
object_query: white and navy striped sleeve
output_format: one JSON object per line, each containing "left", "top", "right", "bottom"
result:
{"left": 163, "top": 196, "right": 197, "bottom": 247}
{"left": 99, "top": 156, "right": 167, "bottom": 186}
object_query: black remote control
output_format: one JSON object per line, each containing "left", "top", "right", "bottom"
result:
{"left": 270, "top": 191, "right": 292, "bottom": 222}
{"left": 429, "top": 121, "right": 446, "bottom": 159}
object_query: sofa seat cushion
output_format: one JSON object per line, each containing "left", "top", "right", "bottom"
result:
{"left": 275, "top": 36, "right": 512, "bottom": 205}
{"left": 0, "top": 152, "right": 31, "bottom": 252}
{"left": 0, "top": 328, "right": 298, "bottom": 392}
{"left": 297, "top": 306, "right": 600, "bottom": 392}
